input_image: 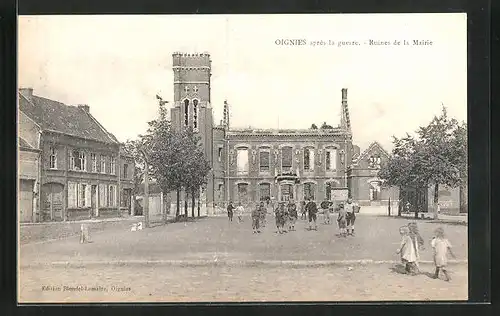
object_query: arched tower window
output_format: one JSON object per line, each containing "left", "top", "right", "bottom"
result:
{"left": 193, "top": 99, "right": 199, "bottom": 129}
{"left": 183, "top": 99, "right": 189, "bottom": 127}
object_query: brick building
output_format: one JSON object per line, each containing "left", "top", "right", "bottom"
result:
{"left": 18, "top": 88, "right": 135, "bottom": 222}
{"left": 167, "top": 52, "right": 399, "bottom": 212}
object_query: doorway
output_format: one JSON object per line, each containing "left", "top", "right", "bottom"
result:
{"left": 280, "top": 183, "right": 294, "bottom": 201}
{"left": 41, "top": 183, "right": 64, "bottom": 221}
{"left": 19, "top": 179, "right": 34, "bottom": 223}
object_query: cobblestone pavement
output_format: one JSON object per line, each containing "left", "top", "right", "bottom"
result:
{"left": 19, "top": 263, "right": 468, "bottom": 303}
{"left": 20, "top": 215, "right": 467, "bottom": 265}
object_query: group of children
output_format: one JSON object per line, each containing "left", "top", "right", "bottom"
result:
{"left": 274, "top": 200, "right": 299, "bottom": 234}
{"left": 396, "top": 222, "right": 456, "bottom": 281}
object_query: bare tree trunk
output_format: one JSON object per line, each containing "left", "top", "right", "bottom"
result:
{"left": 414, "top": 188, "right": 419, "bottom": 219}
{"left": 176, "top": 189, "right": 180, "bottom": 220}
{"left": 388, "top": 197, "right": 391, "bottom": 216}
{"left": 184, "top": 190, "right": 188, "bottom": 221}
{"left": 433, "top": 183, "right": 440, "bottom": 220}
{"left": 459, "top": 182, "right": 467, "bottom": 213}
{"left": 191, "top": 188, "right": 195, "bottom": 218}
{"left": 197, "top": 189, "right": 201, "bottom": 217}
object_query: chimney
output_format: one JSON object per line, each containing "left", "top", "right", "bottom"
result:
{"left": 77, "top": 104, "right": 90, "bottom": 113}
{"left": 341, "top": 88, "right": 347, "bottom": 102}
{"left": 19, "top": 88, "right": 34, "bottom": 101}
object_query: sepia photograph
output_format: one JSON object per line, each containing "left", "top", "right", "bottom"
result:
{"left": 18, "top": 13, "right": 468, "bottom": 303}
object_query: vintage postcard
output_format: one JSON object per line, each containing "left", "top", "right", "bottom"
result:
{"left": 18, "top": 13, "right": 468, "bottom": 303}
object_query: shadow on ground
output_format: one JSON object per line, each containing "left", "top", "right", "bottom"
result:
{"left": 389, "top": 264, "right": 438, "bottom": 280}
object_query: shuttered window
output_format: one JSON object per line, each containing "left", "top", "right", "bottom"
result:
{"left": 99, "top": 184, "right": 108, "bottom": 207}
{"left": 68, "top": 182, "right": 77, "bottom": 208}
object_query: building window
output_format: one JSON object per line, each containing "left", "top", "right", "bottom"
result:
{"left": 68, "top": 182, "right": 90, "bottom": 208}
{"left": 193, "top": 99, "right": 198, "bottom": 129}
{"left": 100, "top": 155, "right": 106, "bottom": 173}
{"left": 91, "top": 153, "right": 97, "bottom": 172}
{"left": 304, "top": 148, "right": 315, "bottom": 171}
{"left": 123, "top": 163, "right": 128, "bottom": 179}
{"left": 326, "top": 149, "right": 337, "bottom": 171}
{"left": 70, "top": 150, "right": 86, "bottom": 171}
{"left": 369, "top": 182, "right": 381, "bottom": 201}
{"left": 259, "top": 183, "right": 271, "bottom": 201}
{"left": 303, "top": 182, "right": 316, "bottom": 200}
{"left": 259, "top": 150, "right": 270, "bottom": 172}
{"left": 110, "top": 157, "right": 116, "bottom": 175}
{"left": 369, "top": 155, "right": 381, "bottom": 168}
{"left": 218, "top": 147, "right": 223, "bottom": 162}
{"left": 79, "top": 152, "right": 87, "bottom": 171}
{"left": 281, "top": 147, "right": 293, "bottom": 171}
{"left": 237, "top": 183, "right": 249, "bottom": 203}
{"left": 236, "top": 148, "right": 249, "bottom": 175}
{"left": 184, "top": 99, "right": 189, "bottom": 127}
{"left": 217, "top": 183, "right": 224, "bottom": 202}
{"left": 49, "top": 147, "right": 57, "bottom": 169}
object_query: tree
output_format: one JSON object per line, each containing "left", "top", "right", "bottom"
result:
{"left": 181, "top": 128, "right": 211, "bottom": 218}
{"left": 414, "top": 107, "right": 467, "bottom": 219}
{"left": 123, "top": 139, "right": 153, "bottom": 218}
{"left": 145, "top": 120, "right": 185, "bottom": 220}
{"left": 379, "top": 134, "right": 427, "bottom": 218}
{"left": 142, "top": 98, "right": 210, "bottom": 222}
{"left": 123, "top": 140, "right": 147, "bottom": 196}
{"left": 379, "top": 106, "right": 467, "bottom": 220}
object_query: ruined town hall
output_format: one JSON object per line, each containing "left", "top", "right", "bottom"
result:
{"left": 168, "top": 52, "right": 396, "bottom": 212}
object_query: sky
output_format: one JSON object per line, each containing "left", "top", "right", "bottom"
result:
{"left": 18, "top": 14, "right": 467, "bottom": 151}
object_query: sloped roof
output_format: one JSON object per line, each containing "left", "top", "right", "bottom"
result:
{"left": 19, "top": 92, "right": 119, "bottom": 144}
{"left": 19, "top": 137, "right": 33, "bottom": 149}
{"left": 353, "top": 141, "right": 390, "bottom": 163}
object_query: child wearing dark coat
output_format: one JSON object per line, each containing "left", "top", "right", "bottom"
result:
{"left": 251, "top": 204, "right": 261, "bottom": 234}
{"left": 275, "top": 203, "right": 286, "bottom": 234}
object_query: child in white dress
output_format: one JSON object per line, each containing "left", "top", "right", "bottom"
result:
{"left": 396, "top": 226, "right": 418, "bottom": 275}
{"left": 431, "top": 227, "right": 456, "bottom": 281}
{"left": 236, "top": 203, "right": 244, "bottom": 223}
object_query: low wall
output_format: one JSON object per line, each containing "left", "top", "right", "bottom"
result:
{"left": 19, "top": 217, "right": 144, "bottom": 245}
